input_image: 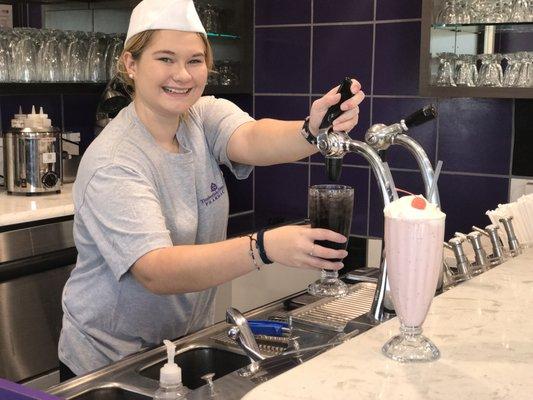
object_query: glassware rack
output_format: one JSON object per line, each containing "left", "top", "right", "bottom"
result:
{"left": 419, "top": 0, "right": 533, "bottom": 98}
{"left": 0, "top": 0, "right": 252, "bottom": 95}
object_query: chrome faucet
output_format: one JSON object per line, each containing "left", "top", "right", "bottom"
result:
{"left": 499, "top": 217, "right": 522, "bottom": 256}
{"left": 465, "top": 231, "right": 491, "bottom": 272}
{"left": 315, "top": 78, "right": 397, "bottom": 322}
{"left": 472, "top": 224, "right": 506, "bottom": 265}
{"left": 444, "top": 237, "right": 473, "bottom": 283}
{"left": 364, "top": 105, "right": 439, "bottom": 205}
{"left": 361, "top": 105, "right": 454, "bottom": 290}
{"left": 225, "top": 308, "right": 266, "bottom": 362}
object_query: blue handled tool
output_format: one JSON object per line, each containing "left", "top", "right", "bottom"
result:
{"left": 248, "top": 320, "right": 290, "bottom": 337}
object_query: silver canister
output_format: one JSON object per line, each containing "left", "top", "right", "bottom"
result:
{"left": 3, "top": 127, "right": 62, "bottom": 195}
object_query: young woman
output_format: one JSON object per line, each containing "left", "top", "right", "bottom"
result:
{"left": 58, "top": 0, "right": 365, "bottom": 379}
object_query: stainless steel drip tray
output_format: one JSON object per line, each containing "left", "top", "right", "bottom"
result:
{"left": 289, "top": 282, "right": 377, "bottom": 333}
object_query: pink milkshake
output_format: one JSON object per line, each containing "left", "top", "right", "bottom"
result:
{"left": 382, "top": 194, "right": 445, "bottom": 362}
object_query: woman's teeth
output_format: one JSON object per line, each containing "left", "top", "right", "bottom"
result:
{"left": 163, "top": 87, "right": 191, "bottom": 94}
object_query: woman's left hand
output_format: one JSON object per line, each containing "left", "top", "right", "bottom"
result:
{"left": 307, "top": 78, "right": 365, "bottom": 136}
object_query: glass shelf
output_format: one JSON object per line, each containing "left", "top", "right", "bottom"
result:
{"left": 432, "top": 22, "right": 533, "bottom": 34}
{"left": 420, "top": 0, "right": 533, "bottom": 98}
{"left": 207, "top": 32, "right": 240, "bottom": 39}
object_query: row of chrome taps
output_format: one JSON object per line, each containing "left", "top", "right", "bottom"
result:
{"left": 443, "top": 216, "right": 522, "bottom": 287}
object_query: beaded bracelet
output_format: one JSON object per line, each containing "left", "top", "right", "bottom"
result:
{"left": 247, "top": 233, "right": 260, "bottom": 270}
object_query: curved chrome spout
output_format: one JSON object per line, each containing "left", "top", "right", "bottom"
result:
{"left": 226, "top": 308, "right": 266, "bottom": 362}
{"left": 393, "top": 134, "right": 440, "bottom": 206}
{"left": 317, "top": 129, "right": 397, "bottom": 322}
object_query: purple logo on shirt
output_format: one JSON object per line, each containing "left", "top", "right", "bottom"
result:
{"left": 201, "top": 182, "right": 225, "bottom": 206}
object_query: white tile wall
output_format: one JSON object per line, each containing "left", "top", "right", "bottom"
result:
{"left": 510, "top": 178, "right": 533, "bottom": 202}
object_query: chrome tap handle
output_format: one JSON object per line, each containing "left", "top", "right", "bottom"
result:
{"left": 499, "top": 217, "right": 522, "bottom": 256}
{"left": 466, "top": 231, "right": 490, "bottom": 271}
{"left": 226, "top": 307, "right": 266, "bottom": 362}
{"left": 318, "top": 77, "right": 353, "bottom": 182}
{"left": 446, "top": 237, "right": 473, "bottom": 281}
{"left": 472, "top": 225, "right": 489, "bottom": 236}
{"left": 473, "top": 224, "right": 506, "bottom": 264}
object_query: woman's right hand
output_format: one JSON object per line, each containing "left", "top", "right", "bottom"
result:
{"left": 263, "top": 225, "right": 348, "bottom": 270}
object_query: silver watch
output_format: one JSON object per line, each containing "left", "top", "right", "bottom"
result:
{"left": 300, "top": 116, "right": 317, "bottom": 145}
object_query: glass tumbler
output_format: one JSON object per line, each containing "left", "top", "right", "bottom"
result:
{"left": 455, "top": 54, "right": 478, "bottom": 86}
{"left": 435, "top": 53, "right": 457, "bottom": 87}
{"left": 503, "top": 53, "right": 521, "bottom": 87}
{"left": 382, "top": 209, "right": 446, "bottom": 362}
{"left": 307, "top": 185, "right": 354, "bottom": 298}
{"left": 477, "top": 53, "right": 503, "bottom": 87}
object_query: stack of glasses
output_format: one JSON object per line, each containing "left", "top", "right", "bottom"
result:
{"left": 434, "top": 51, "right": 533, "bottom": 87}
{"left": 435, "top": 0, "right": 533, "bottom": 24}
{"left": 0, "top": 28, "right": 125, "bottom": 83}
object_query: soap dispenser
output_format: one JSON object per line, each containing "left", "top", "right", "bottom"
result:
{"left": 153, "top": 340, "right": 186, "bottom": 400}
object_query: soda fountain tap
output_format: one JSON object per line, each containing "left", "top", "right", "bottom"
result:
{"left": 472, "top": 224, "right": 507, "bottom": 265}
{"left": 364, "top": 105, "right": 439, "bottom": 205}
{"left": 444, "top": 237, "right": 473, "bottom": 283}
{"left": 466, "top": 231, "right": 491, "bottom": 272}
{"left": 315, "top": 78, "right": 397, "bottom": 322}
{"left": 316, "top": 77, "right": 356, "bottom": 182}
{"left": 361, "top": 105, "right": 454, "bottom": 291}
{"left": 499, "top": 217, "right": 522, "bottom": 257}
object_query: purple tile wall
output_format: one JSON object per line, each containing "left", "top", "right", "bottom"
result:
{"left": 312, "top": 25, "right": 373, "bottom": 94}
{"left": 314, "top": 0, "right": 374, "bottom": 23}
{"left": 253, "top": 0, "right": 519, "bottom": 243}
{"left": 255, "top": 27, "right": 310, "bottom": 93}
{"left": 256, "top": 0, "right": 311, "bottom": 25}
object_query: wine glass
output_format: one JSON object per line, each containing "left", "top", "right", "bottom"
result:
{"left": 382, "top": 200, "right": 446, "bottom": 362}
{"left": 307, "top": 185, "right": 354, "bottom": 297}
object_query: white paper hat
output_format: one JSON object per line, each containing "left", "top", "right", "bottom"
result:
{"left": 125, "top": 0, "right": 206, "bottom": 45}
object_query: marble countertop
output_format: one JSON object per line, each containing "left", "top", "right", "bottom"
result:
{"left": 243, "top": 249, "right": 533, "bottom": 400}
{"left": 0, "top": 184, "right": 74, "bottom": 227}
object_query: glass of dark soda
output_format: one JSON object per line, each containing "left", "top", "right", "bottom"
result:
{"left": 307, "top": 184, "right": 354, "bottom": 297}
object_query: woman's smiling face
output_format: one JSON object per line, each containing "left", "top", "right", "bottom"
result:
{"left": 124, "top": 29, "right": 208, "bottom": 119}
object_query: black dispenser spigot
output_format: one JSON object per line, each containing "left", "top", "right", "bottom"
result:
{"left": 320, "top": 77, "right": 354, "bottom": 182}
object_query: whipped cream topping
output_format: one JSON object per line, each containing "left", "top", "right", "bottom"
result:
{"left": 384, "top": 195, "right": 445, "bottom": 219}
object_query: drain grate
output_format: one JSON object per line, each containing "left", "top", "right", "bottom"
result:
{"left": 290, "top": 282, "right": 376, "bottom": 332}
{"left": 210, "top": 331, "right": 288, "bottom": 357}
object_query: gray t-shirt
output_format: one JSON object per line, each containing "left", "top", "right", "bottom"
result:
{"left": 59, "top": 97, "right": 254, "bottom": 375}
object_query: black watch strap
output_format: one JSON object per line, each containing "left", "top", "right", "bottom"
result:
{"left": 300, "top": 117, "right": 317, "bottom": 145}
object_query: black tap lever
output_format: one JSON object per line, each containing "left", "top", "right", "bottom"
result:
{"left": 319, "top": 77, "right": 354, "bottom": 130}
{"left": 403, "top": 104, "right": 437, "bottom": 129}
{"left": 319, "top": 77, "right": 354, "bottom": 182}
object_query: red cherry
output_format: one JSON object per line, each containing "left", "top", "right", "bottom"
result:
{"left": 411, "top": 196, "right": 426, "bottom": 209}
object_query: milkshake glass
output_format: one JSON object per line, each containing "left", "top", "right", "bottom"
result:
{"left": 307, "top": 184, "right": 354, "bottom": 297}
{"left": 382, "top": 195, "right": 445, "bottom": 362}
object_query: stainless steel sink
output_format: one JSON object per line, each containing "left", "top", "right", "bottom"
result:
{"left": 69, "top": 387, "right": 151, "bottom": 400}
{"left": 138, "top": 346, "right": 250, "bottom": 390}
{"left": 48, "top": 287, "right": 378, "bottom": 400}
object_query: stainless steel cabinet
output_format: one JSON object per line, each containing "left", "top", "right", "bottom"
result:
{"left": 0, "top": 219, "right": 77, "bottom": 383}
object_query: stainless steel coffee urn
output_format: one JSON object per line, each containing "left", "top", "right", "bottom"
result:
{"left": 4, "top": 126, "right": 62, "bottom": 195}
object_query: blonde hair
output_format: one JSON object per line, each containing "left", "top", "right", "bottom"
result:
{"left": 116, "top": 30, "right": 214, "bottom": 97}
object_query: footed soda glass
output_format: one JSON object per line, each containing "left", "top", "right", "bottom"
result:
{"left": 307, "top": 185, "right": 354, "bottom": 297}
{"left": 382, "top": 198, "right": 446, "bottom": 362}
